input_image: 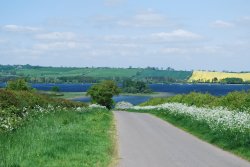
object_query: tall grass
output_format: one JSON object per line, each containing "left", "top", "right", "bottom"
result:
{"left": 0, "top": 108, "right": 115, "bottom": 167}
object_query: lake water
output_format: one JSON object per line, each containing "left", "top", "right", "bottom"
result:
{"left": 1, "top": 83, "right": 250, "bottom": 105}
{"left": 149, "top": 83, "right": 250, "bottom": 96}
{"left": 1, "top": 83, "right": 250, "bottom": 95}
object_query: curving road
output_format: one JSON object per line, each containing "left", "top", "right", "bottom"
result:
{"left": 114, "top": 111, "right": 250, "bottom": 167}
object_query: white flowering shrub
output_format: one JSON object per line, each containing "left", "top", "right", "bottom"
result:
{"left": 89, "top": 103, "right": 107, "bottom": 109}
{"left": 115, "top": 101, "right": 133, "bottom": 110}
{"left": 0, "top": 105, "right": 88, "bottom": 132}
{"left": 132, "top": 103, "right": 250, "bottom": 133}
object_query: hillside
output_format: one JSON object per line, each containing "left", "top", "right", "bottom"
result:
{"left": 189, "top": 71, "right": 250, "bottom": 83}
{"left": 0, "top": 65, "right": 192, "bottom": 83}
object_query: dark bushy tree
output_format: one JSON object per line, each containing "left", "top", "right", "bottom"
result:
{"left": 87, "top": 80, "right": 121, "bottom": 109}
{"left": 221, "top": 77, "right": 244, "bottom": 84}
{"left": 51, "top": 86, "right": 60, "bottom": 92}
{"left": 122, "top": 79, "right": 152, "bottom": 93}
{"left": 6, "top": 79, "right": 30, "bottom": 91}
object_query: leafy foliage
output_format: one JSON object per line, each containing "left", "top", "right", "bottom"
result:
{"left": 221, "top": 77, "right": 244, "bottom": 84}
{"left": 0, "top": 89, "right": 85, "bottom": 110}
{"left": 141, "top": 91, "right": 250, "bottom": 113}
{"left": 0, "top": 89, "right": 86, "bottom": 132}
{"left": 6, "top": 79, "right": 30, "bottom": 91}
{"left": 51, "top": 86, "right": 60, "bottom": 92}
{"left": 87, "top": 80, "right": 121, "bottom": 109}
{"left": 122, "top": 79, "right": 152, "bottom": 93}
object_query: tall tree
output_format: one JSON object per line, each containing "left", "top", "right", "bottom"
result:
{"left": 87, "top": 80, "right": 121, "bottom": 109}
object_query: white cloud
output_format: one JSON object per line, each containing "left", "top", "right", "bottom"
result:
{"left": 159, "top": 46, "right": 223, "bottom": 55}
{"left": 2, "top": 25, "right": 42, "bottom": 32}
{"left": 211, "top": 20, "right": 234, "bottom": 28}
{"left": 35, "top": 32, "right": 76, "bottom": 41}
{"left": 95, "top": 29, "right": 202, "bottom": 44}
{"left": 117, "top": 10, "right": 171, "bottom": 28}
{"left": 34, "top": 42, "right": 89, "bottom": 51}
{"left": 150, "top": 29, "right": 202, "bottom": 42}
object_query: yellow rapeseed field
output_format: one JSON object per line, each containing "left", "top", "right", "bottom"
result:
{"left": 188, "top": 71, "right": 250, "bottom": 82}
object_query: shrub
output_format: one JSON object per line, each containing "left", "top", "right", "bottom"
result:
{"left": 122, "top": 79, "right": 152, "bottom": 93}
{"left": 87, "top": 80, "right": 121, "bottom": 109}
{"left": 0, "top": 89, "right": 86, "bottom": 110}
{"left": 51, "top": 86, "right": 60, "bottom": 92}
{"left": 0, "top": 89, "right": 20, "bottom": 108}
{"left": 0, "top": 89, "right": 87, "bottom": 132}
{"left": 141, "top": 91, "right": 250, "bottom": 113}
{"left": 6, "top": 79, "right": 30, "bottom": 91}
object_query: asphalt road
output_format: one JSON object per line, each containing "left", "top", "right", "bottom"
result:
{"left": 114, "top": 111, "right": 250, "bottom": 167}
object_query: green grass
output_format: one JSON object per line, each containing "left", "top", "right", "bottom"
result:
{"left": 129, "top": 109, "right": 250, "bottom": 161}
{"left": 84, "top": 68, "right": 140, "bottom": 78}
{"left": 15, "top": 67, "right": 141, "bottom": 78}
{"left": 0, "top": 108, "right": 116, "bottom": 167}
{"left": 137, "top": 69, "right": 192, "bottom": 80}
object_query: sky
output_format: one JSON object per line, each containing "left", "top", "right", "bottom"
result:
{"left": 0, "top": 0, "right": 250, "bottom": 71}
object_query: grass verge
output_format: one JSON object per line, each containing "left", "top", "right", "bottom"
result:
{"left": 109, "top": 112, "right": 119, "bottom": 167}
{"left": 0, "top": 108, "right": 115, "bottom": 167}
{"left": 128, "top": 109, "right": 250, "bottom": 161}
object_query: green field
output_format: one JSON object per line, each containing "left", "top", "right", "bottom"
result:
{"left": 0, "top": 65, "right": 192, "bottom": 83}
{"left": 137, "top": 69, "right": 192, "bottom": 80}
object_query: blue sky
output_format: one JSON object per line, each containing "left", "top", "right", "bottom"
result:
{"left": 0, "top": 0, "right": 250, "bottom": 71}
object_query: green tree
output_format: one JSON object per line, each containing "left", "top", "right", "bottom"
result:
{"left": 221, "top": 77, "right": 244, "bottom": 84}
{"left": 51, "top": 86, "right": 60, "bottom": 92}
{"left": 6, "top": 79, "right": 30, "bottom": 91}
{"left": 122, "top": 79, "right": 152, "bottom": 93}
{"left": 87, "top": 80, "right": 121, "bottom": 109}
{"left": 212, "top": 77, "right": 218, "bottom": 83}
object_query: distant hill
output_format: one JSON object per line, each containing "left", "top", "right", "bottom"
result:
{"left": 189, "top": 71, "right": 250, "bottom": 83}
{"left": 0, "top": 65, "right": 192, "bottom": 83}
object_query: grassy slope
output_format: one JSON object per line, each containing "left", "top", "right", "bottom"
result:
{"left": 189, "top": 70, "right": 250, "bottom": 82}
{"left": 84, "top": 68, "right": 140, "bottom": 78}
{"left": 0, "top": 109, "right": 116, "bottom": 167}
{"left": 0, "top": 65, "right": 192, "bottom": 81}
{"left": 15, "top": 67, "right": 141, "bottom": 78}
{"left": 137, "top": 69, "right": 192, "bottom": 80}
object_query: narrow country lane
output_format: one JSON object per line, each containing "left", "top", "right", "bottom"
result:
{"left": 114, "top": 111, "right": 250, "bottom": 167}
